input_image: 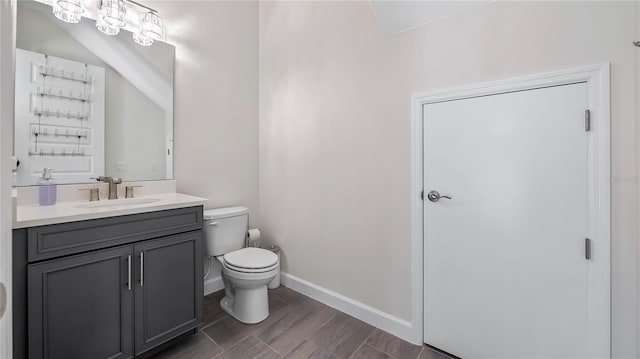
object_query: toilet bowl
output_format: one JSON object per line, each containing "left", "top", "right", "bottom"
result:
{"left": 204, "top": 207, "right": 280, "bottom": 324}
{"left": 217, "top": 247, "right": 279, "bottom": 323}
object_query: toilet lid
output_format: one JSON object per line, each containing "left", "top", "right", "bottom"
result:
{"left": 223, "top": 247, "right": 278, "bottom": 270}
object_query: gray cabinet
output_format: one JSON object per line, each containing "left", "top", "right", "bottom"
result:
{"left": 134, "top": 232, "right": 203, "bottom": 355}
{"left": 27, "top": 245, "right": 134, "bottom": 359}
{"left": 14, "top": 206, "right": 204, "bottom": 359}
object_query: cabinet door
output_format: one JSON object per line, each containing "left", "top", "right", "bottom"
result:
{"left": 134, "top": 231, "right": 203, "bottom": 355}
{"left": 28, "top": 245, "right": 134, "bottom": 359}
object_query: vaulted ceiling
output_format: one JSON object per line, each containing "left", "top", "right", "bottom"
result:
{"left": 369, "top": 0, "right": 492, "bottom": 35}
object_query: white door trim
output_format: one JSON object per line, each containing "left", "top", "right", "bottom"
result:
{"left": 410, "top": 64, "right": 611, "bottom": 353}
{"left": 0, "top": 0, "right": 16, "bottom": 358}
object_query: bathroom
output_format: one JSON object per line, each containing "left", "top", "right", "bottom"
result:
{"left": 0, "top": 0, "right": 639, "bottom": 358}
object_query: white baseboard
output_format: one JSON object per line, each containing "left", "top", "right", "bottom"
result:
{"left": 280, "top": 272, "right": 420, "bottom": 345}
{"left": 204, "top": 275, "right": 224, "bottom": 296}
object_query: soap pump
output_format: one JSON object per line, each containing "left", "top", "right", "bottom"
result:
{"left": 38, "top": 168, "right": 57, "bottom": 206}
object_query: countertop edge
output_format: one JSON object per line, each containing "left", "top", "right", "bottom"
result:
{"left": 13, "top": 194, "right": 208, "bottom": 229}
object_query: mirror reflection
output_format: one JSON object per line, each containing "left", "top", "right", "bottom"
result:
{"left": 14, "top": 0, "right": 174, "bottom": 186}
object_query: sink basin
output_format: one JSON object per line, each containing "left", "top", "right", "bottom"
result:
{"left": 75, "top": 197, "right": 161, "bottom": 209}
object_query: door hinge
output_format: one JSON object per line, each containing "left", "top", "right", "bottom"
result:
{"left": 585, "top": 109, "right": 591, "bottom": 132}
{"left": 421, "top": 190, "right": 424, "bottom": 200}
{"left": 585, "top": 238, "right": 592, "bottom": 260}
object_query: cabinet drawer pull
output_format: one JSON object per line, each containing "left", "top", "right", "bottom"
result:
{"left": 140, "top": 252, "right": 144, "bottom": 287}
{"left": 127, "top": 255, "right": 132, "bottom": 290}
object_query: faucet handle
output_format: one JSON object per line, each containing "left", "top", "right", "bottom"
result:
{"left": 112, "top": 177, "right": 123, "bottom": 184}
{"left": 78, "top": 188, "right": 100, "bottom": 201}
{"left": 125, "top": 185, "right": 142, "bottom": 199}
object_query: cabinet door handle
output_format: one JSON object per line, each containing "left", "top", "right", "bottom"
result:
{"left": 127, "top": 255, "right": 132, "bottom": 291}
{"left": 140, "top": 252, "right": 144, "bottom": 287}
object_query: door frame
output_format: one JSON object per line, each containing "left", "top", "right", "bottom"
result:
{"left": 0, "top": 1, "right": 16, "bottom": 358}
{"left": 409, "top": 64, "right": 611, "bottom": 355}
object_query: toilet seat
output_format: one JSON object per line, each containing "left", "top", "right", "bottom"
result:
{"left": 222, "top": 247, "right": 279, "bottom": 273}
{"left": 223, "top": 261, "right": 279, "bottom": 274}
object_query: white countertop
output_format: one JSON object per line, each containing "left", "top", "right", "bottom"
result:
{"left": 13, "top": 192, "right": 208, "bottom": 229}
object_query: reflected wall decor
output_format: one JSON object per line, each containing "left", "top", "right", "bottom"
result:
{"left": 15, "top": 49, "right": 105, "bottom": 185}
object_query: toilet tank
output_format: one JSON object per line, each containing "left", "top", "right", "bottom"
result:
{"left": 203, "top": 207, "right": 249, "bottom": 257}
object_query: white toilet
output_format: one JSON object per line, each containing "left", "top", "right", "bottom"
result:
{"left": 203, "top": 207, "right": 279, "bottom": 324}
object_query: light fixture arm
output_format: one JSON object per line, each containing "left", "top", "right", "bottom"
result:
{"left": 124, "top": 0, "right": 158, "bottom": 14}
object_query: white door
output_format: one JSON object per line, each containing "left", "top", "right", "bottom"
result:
{"left": 423, "top": 82, "right": 609, "bottom": 358}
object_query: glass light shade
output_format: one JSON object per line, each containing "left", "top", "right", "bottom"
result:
{"left": 53, "top": 3, "right": 81, "bottom": 23}
{"left": 139, "top": 12, "right": 162, "bottom": 41}
{"left": 133, "top": 31, "right": 153, "bottom": 46}
{"left": 56, "top": 0, "right": 84, "bottom": 14}
{"left": 96, "top": 17, "right": 120, "bottom": 35}
{"left": 101, "top": 0, "right": 126, "bottom": 27}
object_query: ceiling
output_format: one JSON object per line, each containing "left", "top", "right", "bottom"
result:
{"left": 369, "top": 0, "right": 492, "bottom": 35}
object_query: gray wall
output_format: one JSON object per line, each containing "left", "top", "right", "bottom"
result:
{"left": 156, "top": 0, "right": 259, "bottom": 225}
{"left": 258, "top": 1, "right": 638, "bottom": 357}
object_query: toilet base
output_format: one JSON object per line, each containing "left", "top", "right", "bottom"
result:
{"left": 217, "top": 256, "right": 279, "bottom": 324}
{"left": 220, "top": 285, "right": 269, "bottom": 324}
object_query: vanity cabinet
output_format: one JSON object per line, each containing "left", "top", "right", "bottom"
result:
{"left": 134, "top": 233, "right": 202, "bottom": 355}
{"left": 13, "top": 206, "right": 204, "bottom": 359}
{"left": 28, "top": 245, "right": 134, "bottom": 359}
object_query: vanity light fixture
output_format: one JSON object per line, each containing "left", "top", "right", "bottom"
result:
{"left": 134, "top": 11, "right": 162, "bottom": 46}
{"left": 133, "top": 31, "right": 153, "bottom": 46}
{"left": 101, "top": 0, "right": 127, "bottom": 27}
{"left": 52, "top": 0, "right": 164, "bottom": 46}
{"left": 96, "top": 17, "right": 120, "bottom": 36}
{"left": 53, "top": 0, "right": 83, "bottom": 24}
{"left": 139, "top": 11, "right": 162, "bottom": 40}
{"left": 96, "top": 0, "right": 126, "bottom": 35}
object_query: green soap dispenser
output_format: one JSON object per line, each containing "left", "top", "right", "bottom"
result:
{"left": 38, "top": 168, "right": 57, "bottom": 205}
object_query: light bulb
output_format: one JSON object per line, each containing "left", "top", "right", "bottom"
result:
{"left": 56, "top": 0, "right": 84, "bottom": 14}
{"left": 133, "top": 31, "right": 153, "bottom": 46}
{"left": 96, "top": 17, "right": 120, "bottom": 35}
{"left": 139, "top": 12, "right": 162, "bottom": 41}
{"left": 101, "top": 0, "right": 126, "bottom": 28}
{"left": 53, "top": 2, "right": 81, "bottom": 23}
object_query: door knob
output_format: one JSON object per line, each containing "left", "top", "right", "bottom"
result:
{"left": 427, "top": 190, "right": 452, "bottom": 202}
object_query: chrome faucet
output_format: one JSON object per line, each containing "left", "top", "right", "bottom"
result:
{"left": 95, "top": 176, "right": 122, "bottom": 199}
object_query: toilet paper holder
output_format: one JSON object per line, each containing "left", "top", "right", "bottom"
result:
{"left": 246, "top": 228, "right": 261, "bottom": 247}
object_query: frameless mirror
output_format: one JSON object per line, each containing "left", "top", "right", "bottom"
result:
{"left": 14, "top": 0, "right": 174, "bottom": 186}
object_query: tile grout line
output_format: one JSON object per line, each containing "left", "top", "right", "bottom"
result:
{"left": 254, "top": 334, "right": 283, "bottom": 356}
{"left": 199, "top": 313, "right": 229, "bottom": 332}
{"left": 346, "top": 336, "right": 369, "bottom": 359}
{"left": 366, "top": 331, "right": 416, "bottom": 359}
{"left": 217, "top": 334, "right": 253, "bottom": 357}
{"left": 313, "top": 312, "right": 339, "bottom": 334}
{"left": 359, "top": 329, "right": 399, "bottom": 359}
{"left": 416, "top": 346, "right": 425, "bottom": 359}
{"left": 281, "top": 310, "right": 339, "bottom": 357}
{"left": 377, "top": 345, "right": 402, "bottom": 359}
{"left": 200, "top": 328, "right": 223, "bottom": 349}
{"left": 362, "top": 329, "right": 375, "bottom": 347}
{"left": 365, "top": 343, "right": 399, "bottom": 359}
{"left": 367, "top": 343, "right": 405, "bottom": 359}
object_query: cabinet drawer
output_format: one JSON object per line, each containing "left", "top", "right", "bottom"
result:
{"left": 28, "top": 206, "right": 203, "bottom": 262}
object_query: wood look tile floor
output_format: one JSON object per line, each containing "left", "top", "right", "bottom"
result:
{"left": 152, "top": 287, "right": 454, "bottom": 359}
